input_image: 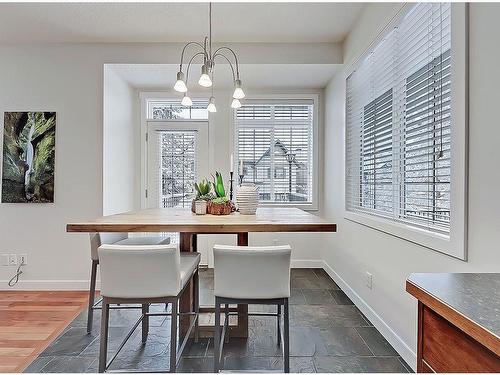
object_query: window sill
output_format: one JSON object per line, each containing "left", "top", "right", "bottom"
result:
{"left": 343, "top": 210, "right": 464, "bottom": 259}
{"left": 258, "top": 202, "right": 318, "bottom": 212}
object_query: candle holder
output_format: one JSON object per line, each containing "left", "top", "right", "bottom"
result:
{"left": 229, "top": 171, "right": 234, "bottom": 201}
{"left": 239, "top": 174, "right": 245, "bottom": 186}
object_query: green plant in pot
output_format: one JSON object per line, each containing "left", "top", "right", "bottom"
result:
{"left": 192, "top": 179, "right": 214, "bottom": 214}
{"left": 207, "top": 172, "right": 233, "bottom": 215}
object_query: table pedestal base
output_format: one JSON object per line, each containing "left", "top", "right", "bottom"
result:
{"left": 179, "top": 232, "right": 249, "bottom": 338}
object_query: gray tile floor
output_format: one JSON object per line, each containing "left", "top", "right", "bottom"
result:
{"left": 25, "top": 269, "right": 412, "bottom": 373}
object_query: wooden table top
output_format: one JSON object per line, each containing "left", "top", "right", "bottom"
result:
{"left": 66, "top": 207, "right": 337, "bottom": 233}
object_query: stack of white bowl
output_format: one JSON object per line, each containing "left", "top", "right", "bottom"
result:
{"left": 236, "top": 183, "right": 259, "bottom": 215}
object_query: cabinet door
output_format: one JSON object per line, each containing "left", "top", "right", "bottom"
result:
{"left": 421, "top": 306, "right": 500, "bottom": 373}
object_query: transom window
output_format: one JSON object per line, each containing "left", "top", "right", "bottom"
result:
{"left": 234, "top": 99, "right": 315, "bottom": 207}
{"left": 147, "top": 99, "right": 208, "bottom": 120}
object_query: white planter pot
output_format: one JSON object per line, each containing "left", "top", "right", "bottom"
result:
{"left": 194, "top": 200, "right": 207, "bottom": 215}
{"left": 236, "top": 183, "right": 259, "bottom": 215}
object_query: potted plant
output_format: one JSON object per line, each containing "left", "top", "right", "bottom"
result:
{"left": 192, "top": 179, "right": 214, "bottom": 214}
{"left": 207, "top": 172, "right": 233, "bottom": 215}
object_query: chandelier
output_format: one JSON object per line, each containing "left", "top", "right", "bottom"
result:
{"left": 173, "top": 3, "right": 245, "bottom": 112}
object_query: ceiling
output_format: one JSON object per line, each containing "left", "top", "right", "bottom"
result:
{"left": 110, "top": 63, "right": 340, "bottom": 90}
{"left": 0, "top": 2, "right": 365, "bottom": 44}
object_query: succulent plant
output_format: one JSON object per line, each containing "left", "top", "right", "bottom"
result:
{"left": 194, "top": 179, "right": 214, "bottom": 201}
{"left": 211, "top": 196, "right": 229, "bottom": 204}
{"left": 211, "top": 171, "right": 226, "bottom": 198}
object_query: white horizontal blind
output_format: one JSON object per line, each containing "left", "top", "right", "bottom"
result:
{"left": 147, "top": 99, "right": 208, "bottom": 120}
{"left": 156, "top": 130, "right": 197, "bottom": 208}
{"left": 346, "top": 2, "right": 452, "bottom": 235}
{"left": 234, "top": 100, "right": 314, "bottom": 204}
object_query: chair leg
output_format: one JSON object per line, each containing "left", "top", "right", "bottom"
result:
{"left": 87, "top": 259, "right": 98, "bottom": 334}
{"left": 98, "top": 298, "right": 110, "bottom": 373}
{"left": 283, "top": 299, "right": 290, "bottom": 373}
{"left": 213, "top": 298, "right": 221, "bottom": 373}
{"left": 224, "top": 303, "right": 230, "bottom": 343}
{"left": 277, "top": 304, "right": 281, "bottom": 346}
{"left": 142, "top": 303, "right": 149, "bottom": 344}
{"left": 170, "top": 299, "right": 178, "bottom": 373}
{"left": 194, "top": 269, "right": 200, "bottom": 343}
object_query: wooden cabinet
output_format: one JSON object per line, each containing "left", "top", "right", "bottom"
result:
{"left": 407, "top": 274, "right": 500, "bottom": 373}
{"left": 418, "top": 303, "right": 500, "bottom": 372}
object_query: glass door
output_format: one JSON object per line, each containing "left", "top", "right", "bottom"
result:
{"left": 146, "top": 121, "right": 209, "bottom": 261}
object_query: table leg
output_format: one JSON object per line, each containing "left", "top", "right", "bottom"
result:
{"left": 179, "top": 232, "right": 249, "bottom": 339}
{"left": 233, "top": 232, "right": 249, "bottom": 338}
{"left": 179, "top": 232, "right": 195, "bottom": 338}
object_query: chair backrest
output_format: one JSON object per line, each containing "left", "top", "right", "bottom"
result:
{"left": 213, "top": 245, "right": 292, "bottom": 299}
{"left": 89, "top": 233, "right": 128, "bottom": 260}
{"left": 98, "top": 244, "right": 181, "bottom": 299}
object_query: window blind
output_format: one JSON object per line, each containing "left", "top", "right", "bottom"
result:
{"left": 234, "top": 100, "right": 314, "bottom": 204}
{"left": 147, "top": 99, "right": 209, "bottom": 120}
{"left": 346, "top": 2, "right": 452, "bottom": 235}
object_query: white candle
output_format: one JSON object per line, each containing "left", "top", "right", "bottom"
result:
{"left": 239, "top": 159, "right": 243, "bottom": 175}
{"left": 230, "top": 154, "right": 234, "bottom": 173}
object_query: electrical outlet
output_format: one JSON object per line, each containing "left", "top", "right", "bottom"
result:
{"left": 19, "top": 254, "right": 28, "bottom": 265}
{"left": 273, "top": 238, "right": 278, "bottom": 245}
{"left": 365, "top": 271, "right": 373, "bottom": 289}
{"left": 0, "top": 254, "right": 8, "bottom": 266}
{"left": 9, "top": 254, "right": 18, "bottom": 266}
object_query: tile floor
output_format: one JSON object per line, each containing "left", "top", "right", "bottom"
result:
{"left": 25, "top": 269, "right": 413, "bottom": 373}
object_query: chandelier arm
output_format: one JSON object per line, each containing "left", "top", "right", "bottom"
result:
{"left": 213, "top": 47, "right": 240, "bottom": 78}
{"left": 185, "top": 52, "right": 207, "bottom": 84}
{"left": 179, "top": 42, "right": 207, "bottom": 71}
{"left": 212, "top": 53, "right": 236, "bottom": 82}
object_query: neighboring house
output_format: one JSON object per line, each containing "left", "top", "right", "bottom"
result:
{"left": 243, "top": 139, "right": 308, "bottom": 202}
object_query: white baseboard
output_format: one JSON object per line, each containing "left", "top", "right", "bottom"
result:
{"left": 0, "top": 259, "right": 325, "bottom": 290}
{"left": 0, "top": 280, "right": 90, "bottom": 290}
{"left": 321, "top": 260, "right": 417, "bottom": 371}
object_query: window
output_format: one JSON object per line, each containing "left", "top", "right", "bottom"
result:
{"left": 234, "top": 99, "right": 316, "bottom": 207}
{"left": 345, "top": 3, "right": 468, "bottom": 259}
{"left": 157, "top": 131, "right": 197, "bottom": 208}
{"left": 147, "top": 99, "right": 208, "bottom": 120}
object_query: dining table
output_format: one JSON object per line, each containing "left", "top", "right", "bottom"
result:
{"left": 67, "top": 207, "right": 337, "bottom": 338}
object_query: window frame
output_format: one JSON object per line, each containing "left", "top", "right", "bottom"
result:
{"left": 343, "top": 3, "right": 469, "bottom": 260}
{"left": 232, "top": 93, "right": 320, "bottom": 211}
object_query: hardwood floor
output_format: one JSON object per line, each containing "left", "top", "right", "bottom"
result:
{"left": 0, "top": 291, "right": 88, "bottom": 373}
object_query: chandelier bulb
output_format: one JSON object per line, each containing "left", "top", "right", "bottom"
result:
{"left": 199, "top": 65, "right": 213, "bottom": 88}
{"left": 207, "top": 96, "right": 217, "bottom": 113}
{"left": 181, "top": 94, "right": 193, "bottom": 107}
{"left": 233, "top": 79, "right": 245, "bottom": 99}
{"left": 231, "top": 98, "right": 242, "bottom": 109}
{"left": 174, "top": 71, "right": 188, "bottom": 93}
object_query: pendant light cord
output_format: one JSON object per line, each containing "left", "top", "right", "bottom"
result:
{"left": 209, "top": 3, "right": 212, "bottom": 58}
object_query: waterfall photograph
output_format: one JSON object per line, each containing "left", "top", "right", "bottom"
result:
{"left": 1, "top": 112, "right": 56, "bottom": 203}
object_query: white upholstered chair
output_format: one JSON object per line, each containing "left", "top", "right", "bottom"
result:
{"left": 97, "top": 243, "right": 200, "bottom": 373}
{"left": 86, "top": 233, "right": 171, "bottom": 333}
{"left": 213, "top": 244, "right": 292, "bottom": 373}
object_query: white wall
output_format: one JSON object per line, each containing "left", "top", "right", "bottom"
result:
{"left": 103, "top": 66, "right": 140, "bottom": 215}
{"left": 0, "top": 43, "right": 329, "bottom": 289}
{"left": 322, "top": 3, "right": 500, "bottom": 369}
